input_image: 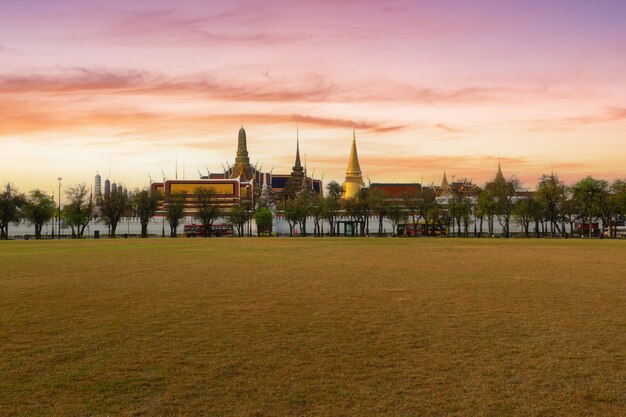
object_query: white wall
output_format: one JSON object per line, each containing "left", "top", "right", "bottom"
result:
{"left": 5, "top": 214, "right": 578, "bottom": 238}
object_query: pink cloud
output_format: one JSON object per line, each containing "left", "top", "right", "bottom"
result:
{"left": 0, "top": 67, "right": 570, "bottom": 105}
{"left": 528, "top": 107, "right": 626, "bottom": 131}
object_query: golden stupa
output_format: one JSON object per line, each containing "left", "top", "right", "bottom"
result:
{"left": 343, "top": 127, "right": 365, "bottom": 199}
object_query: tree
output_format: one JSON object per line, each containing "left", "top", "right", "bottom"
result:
{"left": 486, "top": 175, "right": 521, "bottom": 238}
{"left": 133, "top": 188, "right": 160, "bottom": 238}
{"left": 608, "top": 180, "right": 626, "bottom": 237}
{"left": 425, "top": 201, "right": 446, "bottom": 236}
{"left": 283, "top": 198, "right": 300, "bottom": 236}
{"left": 385, "top": 201, "right": 407, "bottom": 236}
{"left": 455, "top": 196, "right": 473, "bottom": 237}
{"left": 227, "top": 202, "right": 250, "bottom": 237}
{"left": 418, "top": 187, "right": 438, "bottom": 236}
{"left": 100, "top": 187, "right": 131, "bottom": 238}
{"left": 323, "top": 181, "right": 343, "bottom": 236}
{"left": 477, "top": 188, "right": 497, "bottom": 237}
{"left": 561, "top": 195, "right": 584, "bottom": 237}
{"left": 0, "top": 184, "right": 25, "bottom": 240}
{"left": 572, "top": 176, "right": 607, "bottom": 238}
{"left": 402, "top": 188, "right": 424, "bottom": 237}
{"left": 368, "top": 187, "right": 389, "bottom": 236}
{"left": 513, "top": 196, "right": 542, "bottom": 238}
{"left": 310, "top": 194, "right": 326, "bottom": 236}
{"left": 257, "top": 185, "right": 275, "bottom": 210}
{"left": 536, "top": 174, "right": 567, "bottom": 237}
{"left": 596, "top": 179, "right": 626, "bottom": 238}
{"left": 22, "top": 190, "right": 55, "bottom": 239}
{"left": 295, "top": 188, "right": 312, "bottom": 236}
{"left": 193, "top": 187, "right": 222, "bottom": 237}
{"left": 447, "top": 179, "right": 476, "bottom": 237}
{"left": 164, "top": 191, "right": 186, "bottom": 237}
{"left": 63, "top": 183, "right": 97, "bottom": 238}
{"left": 343, "top": 192, "right": 369, "bottom": 236}
{"left": 254, "top": 207, "right": 273, "bottom": 236}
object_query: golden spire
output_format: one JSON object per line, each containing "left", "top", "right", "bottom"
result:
{"left": 232, "top": 126, "right": 252, "bottom": 180}
{"left": 343, "top": 125, "right": 365, "bottom": 199}
{"left": 439, "top": 170, "right": 452, "bottom": 196}
{"left": 495, "top": 159, "right": 505, "bottom": 182}
{"left": 346, "top": 125, "right": 362, "bottom": 176}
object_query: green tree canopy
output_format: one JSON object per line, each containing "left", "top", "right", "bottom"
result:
{"left": 227, "top": 202, "right": 251, "bottom": 237}
{"left": 100, "top": 187, "right": 131, "bottom": 238}
{"left": 324, "top": 181, "right": 343, "bottom": 236}
{"left": 133, "top": 188, "right": 161, "bottom": 238}
{"left": 64, "top": 183, "right": 97, "bottom": 238}
{"left": 254, "top": 207, "right": 273, "bottom": 236}
{"left": 0, "top": 184, "right": 25, "bottom": 240}
{"left": 571, "top": 176, "right": 608, "bottom": 238}
{"left": 536, "top": 173, "right": 567, "bottom": 237}
{"left": 22, "top": 189, "right": 55, "bottom": 239}
{"left": 164, "top": 191, "right": 186, "bottom": 238}
{"left": 193, "top": 187, "right": 222, "bottom": 237}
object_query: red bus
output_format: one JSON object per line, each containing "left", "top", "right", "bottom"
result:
{"left": 184, "top": 223, "right": 233, "bottom": 237}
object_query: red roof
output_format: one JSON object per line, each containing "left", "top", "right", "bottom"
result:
{"left": 370, "top": 183, "right": 422, "bottom": 198}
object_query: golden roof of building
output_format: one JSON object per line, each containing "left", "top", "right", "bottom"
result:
{"left": 346, "top": 127, "right": 362, "bottom": 177}
{"left": 439, "top": 171, "right": 452, "bottom": 196}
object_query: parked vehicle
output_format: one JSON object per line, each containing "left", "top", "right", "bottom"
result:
{"left": 184, "top": 223, "right": 233, "bottom": 237}
{"left": 604, "top": 225, "right": 626, "bottom": 238}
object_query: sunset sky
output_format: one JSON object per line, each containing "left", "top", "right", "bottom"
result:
{"left": 1, "top": 0, "right": 625, "bottom": 192}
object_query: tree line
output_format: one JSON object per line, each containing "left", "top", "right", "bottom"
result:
{"left": 278, "top": 173, "right": 626, "bottom": 238}
{"left": 1, "top": 172, "right": 625, "bottom": 240}
{"left": 0, "top": 183, "right": 271, "bottom": 239}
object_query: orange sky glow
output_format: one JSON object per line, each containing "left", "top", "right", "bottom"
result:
{"left": 1, "top": 0, "right": 625, "bottom": 192}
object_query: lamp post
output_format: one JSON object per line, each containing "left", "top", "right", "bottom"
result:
{"left": 162, "top": 176, "right": 166, "bottom": 238}
{"left": 247, "top": 185, "right": 252, "bottom": 237}
{"left": 588, "top": 190, "right": 593, "bottom": 239}
{"left": 57, "top": 177, "right": 62, "bottom": 239}
{"left": 451, "top": 174, "right": 455, "bottom": 238}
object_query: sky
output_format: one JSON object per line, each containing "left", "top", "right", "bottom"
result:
{"left": 1, "top": 0, "right": 625, "bottom": 193}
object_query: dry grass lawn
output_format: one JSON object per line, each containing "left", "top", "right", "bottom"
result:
{"left": 1, "top": 238, "right": 625, "bottom": 416}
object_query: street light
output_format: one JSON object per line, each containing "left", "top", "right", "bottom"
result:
{"left": 162, "top": 176, "right": 166, "bottom": 238}
{"left": 57, "top": 177, "right": 62, "bottom": 239}
{"left": 451, "top": 174, "right": 455, "bottom": 238}
{"left": 247, "top": 185, "right": 252, "bottom": 237}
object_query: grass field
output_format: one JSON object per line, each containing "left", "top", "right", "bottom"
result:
{"left": 1, "top": 238, "right": 625, "bottom": 416}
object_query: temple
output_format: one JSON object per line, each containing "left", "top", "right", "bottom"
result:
{"left": 439, "top": 171, "right": 451, "bottom": 196}
{"left": 284, "top": 134, "right": 305, "bottom": 199}
{"left": 342, "top": 127, "right": 365, "bottom": 199}
{"left": 118, "top": 124, "right": 543, "bottom": 237}
{"left": 228, "top": 127, "right": 256, "bottom": 181}
{"left": 150, "top": 127, "right": 322, "bottom": 215}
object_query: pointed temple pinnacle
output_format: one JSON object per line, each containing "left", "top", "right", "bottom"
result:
{"left": 231, "top": 126, "right": 253, "bottom": 180}
{"left": 236, "top": 127, "right": 250, "bottom": 163}
{"left": 343, "top": 126, "right": 365, "bottom": 198}
{"left": 441, "top": 170, "right": 451, "bottom": 194}
{"left": 496, "top": 158, "right": 505, "bottom": 182}
{"left": 294, "top": 130, "right": 302, "bottom": 170}
{"left": 346, "top": 128, "right": 362, "bottom": 176}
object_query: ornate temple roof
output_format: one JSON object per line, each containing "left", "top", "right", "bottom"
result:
{"left": 495, "top": 160, "right": 505, "bottom": 182}
{"left": 292, "top": 136, "right": 303, "bottom": 173}
{"left": 439, "top": 171, "right": 452, "bottom": 196}
{"left": 231, "top": 127, "right": 254, "bottom": 181}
